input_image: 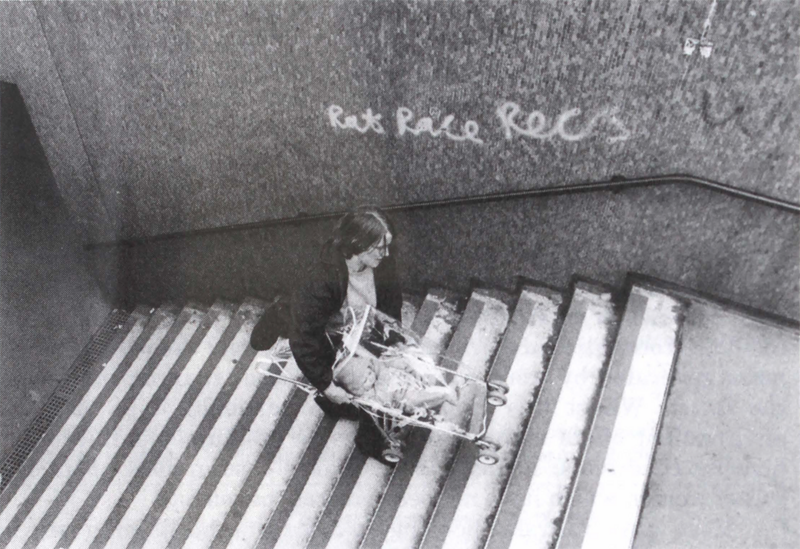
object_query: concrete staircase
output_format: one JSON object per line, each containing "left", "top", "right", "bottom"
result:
{"left": 0, "top": 280, "right": 685, "bottom": 549}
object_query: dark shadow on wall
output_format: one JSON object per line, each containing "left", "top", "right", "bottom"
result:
{"left": 88, "top": 179, "right": 799, "bottom": 322}
{"left": 0, "top": 83, "right": 112, "bottom": 460}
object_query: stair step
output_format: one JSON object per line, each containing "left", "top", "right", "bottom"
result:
{"left": 558, "top": 285, "right": 683, "bottom": 549}
{"left": 0, "top": 308, "right": 149, "bottom": 541}
{"left": 432, "top": 285, "right": 564, "bottom": 549}
{"left": 372, "top": 289, "right": 511, "bottom": 549}
{"left": 0, "top": 308, "right": 133, "bottom": 496}
{"left": 0, "top": 305, "right": 172, "bottom": 549}
{"left": 100, "top": 300, "right": 261, "bottom": 549}
{"left": 211, "top": 387, "right": 310, "bottom": 548}
{"left": 402, "top": 292, "right": 424, "bottom": 330}
{"left": 488, "top": 282, "right": 618, "bottom": 549}
{"left": 44, "top": 305, "right": 205, "bottom": 549}
{"left": 0, "top": 277, "right": 690, "bottom": 549}
{"left": 320, "top": 289, "right": 464, "bottom": 549}
{"left": 79, "top": 300, "right": 236, "bottom": 549}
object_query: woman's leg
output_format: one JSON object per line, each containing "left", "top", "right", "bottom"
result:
{"left": 354, "top": 411, "right": 398, "bottom": 465}
{"left": 313, "top": 393, "right": 361, "bottom": 421}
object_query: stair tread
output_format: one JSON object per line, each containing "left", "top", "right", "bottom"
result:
{"left": 2, "top": 278, "right": 691, "bottom": 549}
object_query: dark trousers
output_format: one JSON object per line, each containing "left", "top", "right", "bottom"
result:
{"left": 313, "top": 394, "right": 392, "bottom": 464}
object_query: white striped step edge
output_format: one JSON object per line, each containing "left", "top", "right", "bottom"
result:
{"left": 509, "top": 288, "right": 616, "bottom": 549}
{"left": 181, "top": 360, "right": 305, "bottom": 549}
{"left": 580, "top": 287, "right": 681, "bottom": 549}
{"left": 443, "top": 289, "right": 561, "bottom": 549}
{"left": 5, "top": 312, "right": 175, "bottom": 549}
{"left": 325, "top": 292, "right": 467, "bottom": 549}
{"left": 383, "top": 291, "right": 510, "bottom": 549}
{"left": 37, "top": 308, "right": 206, "bottom": 549}
{"left": 70, "top": 304, "right": 235, "bottom": 548}
{"left": 0, "top": 314, "right": 148, "bottom": 536}
{"left": 104, "top": 302, "right": 263, "bottom": 548}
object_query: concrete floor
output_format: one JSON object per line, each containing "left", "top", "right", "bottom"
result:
{"left": 0, "top": 83, "right": 111, "bottom": 461}
{"left": 635, "top": 300, "right": 799, "bottom": 549}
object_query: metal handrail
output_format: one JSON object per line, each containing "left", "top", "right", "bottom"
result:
{"left": 83, "top": 174, "right": 800, "bottom": 251}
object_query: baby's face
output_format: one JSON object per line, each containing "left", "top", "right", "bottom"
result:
{"left": 342, "top": 357, "right": 377, "bottom": 396}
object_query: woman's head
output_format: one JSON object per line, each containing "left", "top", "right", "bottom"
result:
{"left": 331, "top": 209, "right": 394, "bottom": 268}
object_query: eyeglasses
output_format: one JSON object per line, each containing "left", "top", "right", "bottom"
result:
{"left": 369, "top": 237, "right": 391, "bottom": 257}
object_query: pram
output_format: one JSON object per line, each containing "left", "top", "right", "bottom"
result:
{"left": 256, "top": 305, "right": 507, "bottom": 465}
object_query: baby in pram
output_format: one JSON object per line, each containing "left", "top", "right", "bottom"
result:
{"left": 333, "top": 353, "right": 458, "bottom": 414}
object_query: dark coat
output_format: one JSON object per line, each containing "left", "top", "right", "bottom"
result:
{"left": 289, "top": 241, "right": 403, "bottom": 392}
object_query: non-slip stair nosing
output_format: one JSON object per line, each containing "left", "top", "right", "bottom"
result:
{"left": 305, "top": 448, "right": 369, "bottom": 549}
{"left": 554, "top": 291, "right": 649, "bottom": 549}
{"left": 165, "top": 373, "right": 279, "bottom": 549}
{"left": 485, "top": 293, "right": 593, "bottom": 549}
{"left": 253, "top": 416, "right": 340, "bottom": 549}
{"left": 0, "top": 308, "right": 136, "bottom": 500}
{"left": 209, "top": 390, "right": 310, "bottom": 549}
{"left": 50, "top": 307, "right": 205, "bottom": 549}
{"left": 0, "top": 309, "right": 162, "bottom": 548}
{"left": 88, "top": 304, "right": 249, "bottom": 549}
{"left": 19, "top": 307, "right": 181, "bottom": 549}
{"left": 55, "top": 306, "right": 227, "bottom": 549}
{"left": 126, "top": 345, "right": 260, "bottom": 549}
{"left": 436, "top": 290, "right": 564, "bottom": 549}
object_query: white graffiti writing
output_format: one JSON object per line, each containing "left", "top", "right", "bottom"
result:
{"left": 496, "top": 101, "right": 631, "bottom": 143}
{"left": 327, "top": 105, "right": 385, "bottom": 134}
{"left": 396, "top": 107, "right": 484, "bottom": 144}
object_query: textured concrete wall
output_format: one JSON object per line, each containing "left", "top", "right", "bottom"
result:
{"left": 0, "top": 1, "right": 797, "bottom": 240}
{"left": 0, "top": 2, "right": 116, "bottom": 243}
{"left": 101, "top": 183, "right": 799, "bottom": 320}
{"left": 0, "top": 83, "right": 112, "bottom": 459}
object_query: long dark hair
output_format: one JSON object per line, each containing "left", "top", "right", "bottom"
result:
{"left": 330, "top": 208, "right": 394, "bottom": 259}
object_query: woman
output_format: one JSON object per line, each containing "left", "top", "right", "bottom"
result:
{"left": 289, "top": 209, "right": 403, "bottom": 462}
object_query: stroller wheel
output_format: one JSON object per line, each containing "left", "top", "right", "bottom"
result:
{"left": 487, "top": 390, "right": 507, "bottom": 407}
{"left": 477, "top": 449, "right": 500, "bottom": 465}
{"left": 488, "top": 380, "right": 509, "bottom": 394}
{"left": 381, "top": 447, "right": 403, "bottom": 464}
